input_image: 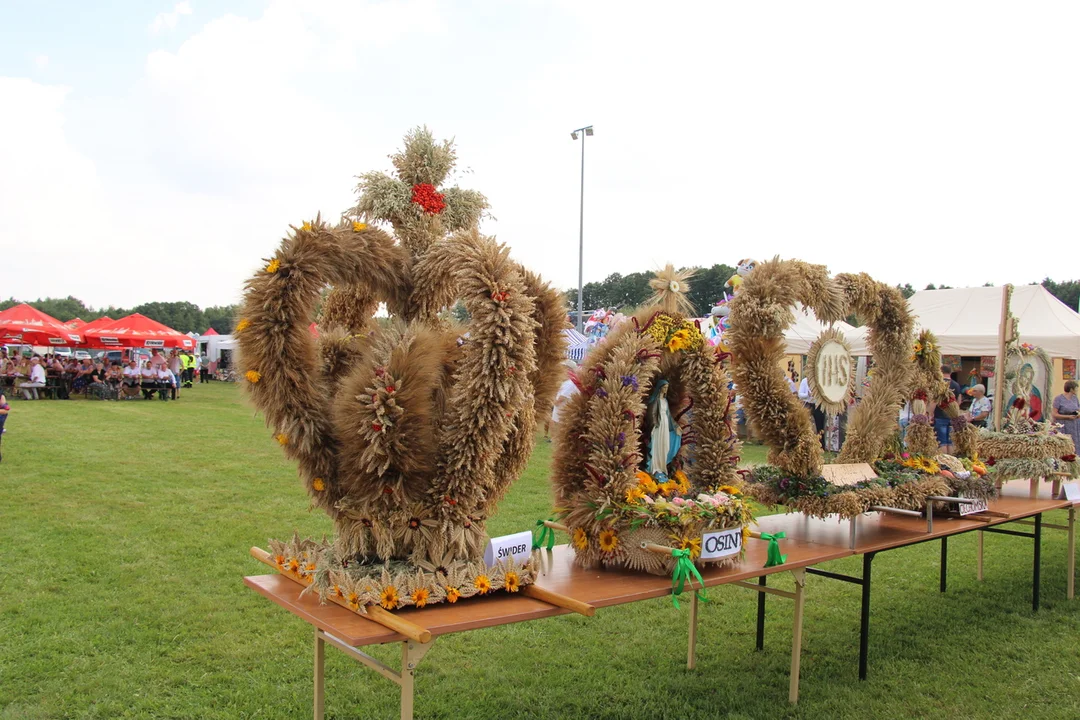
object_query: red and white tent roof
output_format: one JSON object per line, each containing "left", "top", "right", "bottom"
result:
{"left": 83, "top": 313, "right": 194, "bottom": 349}
{"left": 0, "top": 304, "right": 83, "bottom": 346}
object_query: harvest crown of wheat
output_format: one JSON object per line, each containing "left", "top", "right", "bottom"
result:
{"left": 238, "top": 128, "right": 565, "bottom": 611}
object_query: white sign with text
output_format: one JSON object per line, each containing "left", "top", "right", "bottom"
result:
{"left": 700, "top": 527, "right": 743, "bottom": 560}
{"left": 483, "top": 530, "right": 533, "bottom": 567}
{"left": 959, "top": 494, "right": 989, "bottom": 516}
{"left": 1059, "top": 482, "right": 1080, "bottom": 503}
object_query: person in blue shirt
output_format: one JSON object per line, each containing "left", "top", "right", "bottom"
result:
{"left": 934, "top": 366, "right": 963, "bottom": 453}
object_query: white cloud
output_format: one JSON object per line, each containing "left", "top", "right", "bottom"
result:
{"left": 149, "top": 1, "right": 192, "bottom": 34}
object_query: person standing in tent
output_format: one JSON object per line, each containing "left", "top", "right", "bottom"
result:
{"left": 168, "top": 350, "right": 183, "bottom": 398}
{"left": 935, "top": 366, "right": 963, "bottom": 452}
{"left": 1052, "top": 381, "right": 1080, "bottom": 454}
{"left": 199, "top": 353, "right": 210, "bottom": 383}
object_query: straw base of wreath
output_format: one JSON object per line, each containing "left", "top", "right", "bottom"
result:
{"left": 567, "top": 520, "right": 746, "bottom": 576}
{"left": 746, "top": 475, "right": 951, "bottom": 521}
{"left": 978, "top": 431, "right": 1075, "bottom": 461}
{"left": 267, "top": 535, "right": 538, "bottom": 612}
{"left": 987, "top": 457, "right": 1080, "bottom": 484}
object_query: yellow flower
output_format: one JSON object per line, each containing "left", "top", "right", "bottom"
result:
{"left": 667, "top": 328, "right": 691, "bottom": 352}
{"left": 245, "top": 370, "right": 261, "bottom": 384}
{"left": 411, "top": 587, "right": 430, "bottom": 608}
{"left": 304, "top": 563, "right": 316, "bottom": 573}
{"left": 234, "top": 319, "right": 250, "bottom": 333}
{"left": 673, "top": 535, "right": 702, "bottom": 560}
{"left": 275, "top": 433, "right": 288, "bottom": 446}
{"left": 379, "top": 585, "right": 399, "bottom": 610}
{"left": 718, "top": 484, "right": 741, "bottom": 496}
{"left": 265, "top": 258, "right": 281, "bottom": 274}
{"left": 474, "top": 575, "right": 492, "bottom": 595}
{"left": 572, "top": 527, "right": 589, "bottom": 551}
{"left": 598, "top": 529, "right": 619, "bottom": 553}
{"left": 312, "top": 478, "right": 325, "bottom": 492}
{"left": 287, "top": 558, "right": 300, "bottom": 573}
{"left": 273, "top": 554, "right": 285, "bottom": 569}
{"left": 636, "top": 471, "right": 659, "bottom": 494}
{"left": 445, "top": 586, "right": 461, "bottom": 603}
{"left": 333, "top": 585, "right": 343, "bottom": 598}
{"left": 742, "top": 525, "right": 752, "bottom": 546}
{"left": 302, "top": 222, "right": 312, "bottom": 231}
{"left": 658, "top": 481, "right": 677, "bottom": 497}
{"left": 504, "top": 571, "right": 520, "bottom": 593}
{"left": 352, "top": 221, "right": 367, "bottom": 232}
{"left": 674, "top": 470, "right": 691, "bottom": 494}
{"left": 347, "top": 592, "right": 360, "bottom": 610}
{"left": 624, "top": 486, "right": 646, "bottom": 504}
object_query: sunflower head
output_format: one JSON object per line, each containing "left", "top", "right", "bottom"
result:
{"left": 504, "top": 571, "right": 520, "bottom": 593}
{"left": 598, "top": 528, "right": 619, "bottom": 553}
{"left": 474, "top": 575, "right": 492, "bottom": 595}
{"left": 265, "top": 258, "right": 281, "bottom": 274}
{"left": 446, "top": 586, "right": 461, "bottom": 603}
{"left": 312, "top": 478, "right": 325, "bottom": 492}
{"left": 572, "top": 527, "right": 589, "bottom": 551}
{"left": 245, "top": 370, "right": 261, "bottom": 384}
{"left": 411, "top": 587, "right": 430, "bottom": 608}
{"left": 379, "top": 585, "right": 399, "bottom": 610}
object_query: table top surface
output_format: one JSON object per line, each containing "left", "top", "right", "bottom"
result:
{"left": 244, "top": 487, "right": 1073, "bottom": 647}
{"left": 755, "top": 485, "right": 1071, "bottom": 554}
{"left": 244, "top": 538, "right": 851, "bottom": 647}
{"left": 998, "top": 478, "right": 1079, "bottom": 508}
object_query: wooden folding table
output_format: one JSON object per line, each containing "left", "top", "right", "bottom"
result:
{"left": 244, "top": 538, "right": 851, "bottom": 719}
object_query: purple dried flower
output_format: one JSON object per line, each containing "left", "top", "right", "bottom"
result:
{"left": 620, "top": 375, "right": 639, "bottom": 391}
{"left": 596, "top": 387, "right": 608, "bottom": 398}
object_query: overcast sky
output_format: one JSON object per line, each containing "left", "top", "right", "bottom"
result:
{"left": 2, "top": 1, "right": 1078, "bottom": 310}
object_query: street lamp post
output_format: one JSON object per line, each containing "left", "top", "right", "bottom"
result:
{"left": 570, "top": 125, "right": 593, "bottom": 333}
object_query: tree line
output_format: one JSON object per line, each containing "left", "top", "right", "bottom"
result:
{"left": 0, "top": 296, "right": 238, "bottom": 335}
{"left": 6, "top": 275, "right": 1079, "bottom": 336}
{"left": 564, "top": 272, "right": 1080, "bottom": 318}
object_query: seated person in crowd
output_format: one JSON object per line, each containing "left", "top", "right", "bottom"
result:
{"left": 141, "top": 360, "right": 159, "bottom": 399}
{"left": 156, "top": 365, "right": 176, "bottom": 400}
{"left": 21, "top": 356, "right": 47, "bottom": 400}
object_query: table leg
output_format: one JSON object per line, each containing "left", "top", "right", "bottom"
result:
{"left": 976, "top": 530, "right": 984, "bottom": 582}
{"left": 788, "top": 569, "right": 806, "bottom": 704}
{"left": 314, "top": 628, "right": 325, "bottom": 720}
{"left": 940, "top": 537, "right": 948, "bottom": 594}
{"left": 1033, "top": 513, "right": 1042, "bottom": 612}
{"left": 400, "top": 640, "right": 434, "bottom": 720}
{"left": 859, "top": 553, "right": 874, "bottom": 681}
{"left": 756, "top": 575, "right": 766, "bottom": 651}
{"left": 1068, "top": 508, "right": 1076, "bottom": 601}
{"left": 687, "top": 592, "right": 699, "bottom": 670}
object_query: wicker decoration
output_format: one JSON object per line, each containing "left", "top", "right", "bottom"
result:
{"left": 551, "top": 268, "right": 753, "bottom": 575}
{"left": 805, "top": 327, "right": 856, "bottom": 417}
{"left": 238, "top": 130, "right": 565, "bottom": 612}
{"left": 726, "top": 258, "right": 997, "bottom": 518}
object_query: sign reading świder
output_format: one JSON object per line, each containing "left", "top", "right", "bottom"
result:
{"left": 483, "top": 530, "right": 532, "bottom": 568}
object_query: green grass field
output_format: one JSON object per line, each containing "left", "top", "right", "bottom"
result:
{"left": 1, "top": 384, "right": 1078, "bottom": 719}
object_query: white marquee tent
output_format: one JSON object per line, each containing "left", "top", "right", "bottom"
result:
{"left": 908, "top": 286, "right": 1080, "bottom": 360}
{"left": 783, "top": 304, "right": 864, "bottom": 355}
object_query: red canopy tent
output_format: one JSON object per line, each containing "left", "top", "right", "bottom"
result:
{"left": 83, "top": 313, "right": 195, "bottom": 350}
{"left": 0, "top": 304, "right": 83, "bottom": 346}
{"left": 66, "top": 317, "right": 86, "bottom": 329}
{"left": 76, "top": 316, "right": 114, "bottom": 339}
{"left": 201, "top": 327, "right": 219, "bottom": 336}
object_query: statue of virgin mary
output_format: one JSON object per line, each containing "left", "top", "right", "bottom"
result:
{"left": 646, "top": 380, "right": 682, "bottom": 477}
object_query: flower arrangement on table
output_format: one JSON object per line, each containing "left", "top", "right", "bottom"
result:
{"left": 238, "top": 129, "right": 566, "bottom": 613}
{"left": 551, "top": 265, "right": 753, "bottom": 576}
{"left": 978, "top": 399, "right": 1080, "bottom": 483}
{"left": 726, "top": 258, "right": 993, "bottom": 519}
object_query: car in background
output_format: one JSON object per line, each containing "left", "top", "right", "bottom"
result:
{"left": 93, "top": 349, "right": 151, "bottom": 366}
{"left": 3, "top": 344, "right": 32, "bottom": 358}
{"left": 74, "top": 350, "right": 92, "bottom": 361}
{"left": 54, "top": 348, "right": 73, "bottom": 358}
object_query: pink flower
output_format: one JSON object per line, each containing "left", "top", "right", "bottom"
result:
{"left": 671, "top": 497, "right": 686, "bottom": 507}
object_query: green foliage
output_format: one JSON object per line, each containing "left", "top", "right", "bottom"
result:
{"left": 1, "top": 385, "right": 1077, "bottom": 718}
{"left": 565, "top": 263, "right": 735, "bottom": 316}
{"left": 896, "top": 283, "right": 916, "bottom": 299}
{"left": 1042, "top": 277, "right": 1080, "bottom": 311}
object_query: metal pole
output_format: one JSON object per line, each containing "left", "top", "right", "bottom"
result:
{"left": 576, "top": 132, "right": 586, "bottom": 333}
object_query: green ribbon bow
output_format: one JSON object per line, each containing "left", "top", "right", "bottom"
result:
{"left": 532, "top": 518, "right": 556, "bottom": 551}
{"left": 761, "top": 531, "right": 787, "bottom": 568}
{"left": 670, "top": 548, "right": 708, "bottom": 609}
